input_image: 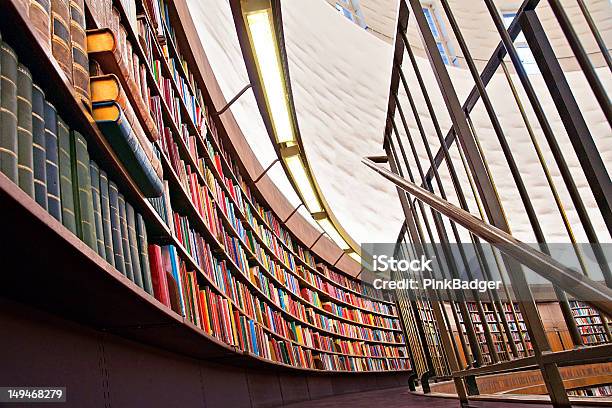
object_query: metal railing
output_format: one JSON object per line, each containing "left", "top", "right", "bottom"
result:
{"left": 368, "top": 0, "right": 612, "bottom": 406}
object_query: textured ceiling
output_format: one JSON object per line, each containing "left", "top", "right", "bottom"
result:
{"left": 187, "top": 0, "right": 611, "bottom": 253}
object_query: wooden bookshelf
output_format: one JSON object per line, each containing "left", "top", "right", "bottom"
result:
{"left": 570, "top": 301, "right": 611, "bottom": 346}
{"left": 0, "top": 0, "right": 409, "bottom": 375}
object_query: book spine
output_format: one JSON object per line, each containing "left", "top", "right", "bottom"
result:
{"left": 71, "top": 130, "right": 97, "bottom": 251}
{"left": 126, "top": 202, "right": 143, "bottom": 288}
{"left": 93, "top": 102, "right": 163, "bottom": 197}
{"left": 118, "top": 193, "right": 134, "bottom": 280}
{"left": 50, "top": 0, "right": 73, "bottom": 81}
{"left": 16, "top": 64, "right": 34, "bottom": 198}
{"left": 57, "top": 117, "right": 77, "bottom": 229}
{"left": 42, "top": 103, "right": 62, "bottom": 221}
{"left": 29, "top": 0, "right": 52, "bottom": 48}
{"left": 0, "top": 41, "right": 18, "bottom": 183}
{"left": 136, "top": 213, "right": 154, "bottom": 295}
{"left": 148, "top": 244, "right": 170, "bottom": 306}
{"left": 108, "top": 181, "right": 125, "bottom": 274}
{"left": 31, "top": 84, "right": 48, "bottom": 209}
{"left": 69, "top": 0, "right": 90, "bottom": 106}
{"left": 98, "top": 169, "right": 115, "bottom": 266}
{"left": 89, "top": 160, "right": 106, "bottom": 259}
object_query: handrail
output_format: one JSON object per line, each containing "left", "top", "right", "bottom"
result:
{"left": 362, "top": 157, "right": 612, "bottom": 317}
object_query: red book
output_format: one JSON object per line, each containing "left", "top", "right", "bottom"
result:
{"left": 148, "top": 245, "right": 171, "bottom": 307}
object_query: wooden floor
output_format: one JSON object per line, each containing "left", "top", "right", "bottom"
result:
{"left": 281, "top": 387, "right": 596, "bottom": 408}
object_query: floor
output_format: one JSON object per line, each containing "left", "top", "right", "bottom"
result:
{"left": 281, "top": 387, "right": 597, "bottom": 408}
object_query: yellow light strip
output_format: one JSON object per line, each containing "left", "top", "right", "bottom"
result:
{"left": 246, "top": 10, "right": 294, "bottom": 144}
{"left": 317, "top": 217, "right": 350, "bottom": 250}
{"left": 284, "top": 153, "right": 322, "bottom": 213}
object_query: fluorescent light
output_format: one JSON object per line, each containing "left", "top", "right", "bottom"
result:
{"left": 317, "top": 217, "right": 350, "bottom": 250}
{"left": 284, "top": 154, "right": 322, "bottom": 213}
{"left": 246, "top": 10, "right": 294, "bottom": 144}
{"left": 348, "top": 251, "right": 361, "bottom": 263}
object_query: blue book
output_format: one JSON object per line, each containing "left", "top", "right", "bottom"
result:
{"left": 168, "top": 245, "right": 185, "bottom": 316}
{"left": 92, "top": 101, "right": 163, "bottom": 197}
{"left": 249, "top": 320, "right": 259, "bottom": 355}
{"left": 31, "top": 84, "right": 47, "bottom": 209}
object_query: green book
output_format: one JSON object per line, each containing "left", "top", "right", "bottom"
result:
{"left": 99, "top": 169, "right": 115, "bottom": 266}
{"left": 126, "top": 202, "right": 143, "bottom": 288}
{"left": 108, "top": 181, "right": 125, "bottom": 274}
{"left": 70, "top": 130, "right": 97, "bottom": 251}
{"left": 136, "top": 213, "right": 153, "bottom": 295}
{"left": 89, "top": 160, "right": 106, "bottom": 260}
{"left": 57, "top": 117, "right": 75, "bottom": 230}
{"left": 16, "top": 64, "right": 34, "bottom": 197}
{"left": 31, "top": 84, "right": 47, "bottom": 209}
{"left": 0, "top": 41, "right": 18, "bottom": 183}
{"left": 44, "top": 102, "right": 61, "bottom": 221}
{"left": 118, "top": 193, "right": 133, "bottom": 281}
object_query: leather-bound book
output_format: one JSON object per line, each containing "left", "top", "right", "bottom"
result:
{"left": 51, "top": 0, "right": 73, "bottom": 81}
{"left": 31, "top": 84, "right": 48, "bottom": 209}
{"left": 136, "top": 213, "right": 153, "bottom": 295}
{"left": 70, "top": 130, "right": 97, "bottom": 251}
{"left": 92, "top": 101, "right": 163, "bottom": 197}
{"left": 56, "top": 117, "right": 76, "bottom": 229}
{"left": 98, "top": 169, "right": 115, "bottom": 266}
{"left": 0, "top": 40, "right": 18, "bottom": 183}
{"left": 108, "top": 180, "right": 125, "bottom": 274}
{"left": 29, "top": 0, "right": 52, "bottom": 48}
{"left": 89, "top": 160, "right": 106, "bottom": 259}
{"left": 126, "top": 202, "right": 143, "bottom": 288}
{"left": 17, "top": 64, "right": 34, "bottom": 198}
{"left": 44, "top": 103, "right": 62, "bottom": 221}
{"left": 69, "top": 0, "right": 90, "bottom": 106}
{"left": 90, "top": 74, "right": 160, "bottom": 142}
{"left": 118, "top": 193, "right": 134, "bottom": 280}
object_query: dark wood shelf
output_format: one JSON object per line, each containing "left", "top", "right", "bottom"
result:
{"left": 0, "top": 172, "right": 410, "bottom": 374}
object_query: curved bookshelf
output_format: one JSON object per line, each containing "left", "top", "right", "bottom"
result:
{"left": 0, "top": 0, "right": 409, "bottom": 374}
{"left": 154, "top": 12, "right": 396, "bottom": 309}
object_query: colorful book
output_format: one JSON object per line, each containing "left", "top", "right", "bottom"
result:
{"left": 0, "top": 41, "right": 18, "bottom": 183}
{"left": 118, "top": 193, "right": 133, "bottom": 280}
{"left": 108, "top": 180, "right": 125, "bottom": 274}
{"left": 89, "top": 161, "right": 106, "bottom": 259}
{"left": 50, "top": 0, "right": 73, "bottom": 80}
{"left": 29, "top": 0, "right": 52, "bottom": 48}
{"left": 70, "top": 130, "right": 97, "bottom": 250}
{"left": 31, "top": 84, "right": 47, "bottom": 209}
{"left": 148, "top": 244, "right": 170, "bottom": 306}
{"left": 126, "top": 202, "right": 143, "bottom": 288}
{"left": 136, "top": 213, "right": 153, "bottom": 295}
{"left": 16, "top": 64, "right": 34, "bottom": 197}
{"left": 98, "top": 169, "right": 115, "bottom": 266}
{"left": 69, "top": 0, "right": 89, "bottom": 105}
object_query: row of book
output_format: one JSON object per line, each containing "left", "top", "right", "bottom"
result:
{"left": 115, "top": 0, "right": 407, "bottom": 365}
{"left": 316, "top": 354, "right": 409, "bottom": 372}
{"left": 152, "top": 117, "right": 402, "bottom": 333}
{"left": 87, "top": 18, "right": 165, "bottom": 197}
{"left": 24, "top": 0, "right": 90, "bottom": 104}
{"left": 568, "top": 385, "right": 612, "bottom": 397}
{"left": 147, "top": 241, "right": 408, "bottom": 362}
{"left": 147, "top": 175, "right": 406, "bottom": 351}
{"left": 0, "top": 33, "right": 153, "bottom": 293}
{"left": 197, "top": 110, "right": 394, "bottom": 311}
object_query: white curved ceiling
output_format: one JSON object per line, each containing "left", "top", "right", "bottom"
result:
{"left": 187, "top": 0, "right": 611, "bottom": 250}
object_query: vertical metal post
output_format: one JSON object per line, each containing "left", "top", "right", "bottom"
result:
{"left": 408, "top": 0, "right": 571, "bottom": 405}
{"left": 521, "top": 9, "right": 612, "bottom": 238}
